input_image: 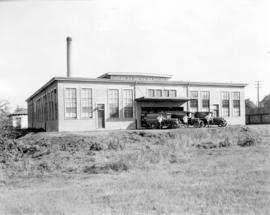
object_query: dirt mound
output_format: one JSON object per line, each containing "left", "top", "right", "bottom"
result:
{"left": 0, "top": 126, "right": 263, "bottom": 179}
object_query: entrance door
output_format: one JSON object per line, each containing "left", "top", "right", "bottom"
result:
{"left": 212, "top": 104, "right": 219, "bottom": 117}
{"left": 97, "top": 104, "right": 105, "bottom": 128}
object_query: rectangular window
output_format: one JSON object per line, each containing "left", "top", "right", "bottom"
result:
{"left": 170, "top": 90, "right": 177, "bottom": 97}
{"left": 81, "top": 88, "right": 93, "bottom": 118}
{"left": 190, "top": 100, "right": 198, "bottom": 112}
{"left": 108, "top": 89, "right": 119, "bottom": 118}
{"left": 47, "top": 93, "right": 51, "bottom": 120}
{"left": 65, "top": 88, "right": 77, "bottom": 119}
{"left": 155, "top": 89, "right": 162, "bottom": 97}
{"left": 123, "top": 89, "right": 133, "bottom": 118}
{"left": 148, "top": 89, "right": 155, "bottom": 97}
{"left": 163, "top": 90, "right": 169, "bottom": 97}
{"left": 232, "top": 92, "right": 240, "bottom": 116}
{"left": 221, "top": 91, "right": 230, "bottom": 117}
{"left": 201, "top": 91, "right": 210, "bottom": 112}
{"left": 42, "top": 96, "right": 45, "bottom": 122}
{"left": 54, "top": 89, "right": 57, "bottom": 120}
{"left": 190, "top": 91, "right": 198, "bottom": 112}
{"left": 51, "top": 91, "right": 54, "bottom": 120}
{"left": 190, "top": 91, "right": 198, "bottom": 98}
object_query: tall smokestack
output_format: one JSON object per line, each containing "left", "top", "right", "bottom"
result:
{"left": 66, "top": 36, "right": 72, "bottom": 78}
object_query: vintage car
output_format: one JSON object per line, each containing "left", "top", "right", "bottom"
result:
{"left": 171, "top": 112, "right": 202, "bottom": 128}
{"left": 141, "top": 113, "right": 180, "bottom": 129}
{"left": 194, "top": 112, "right": 227, "bottom": 127}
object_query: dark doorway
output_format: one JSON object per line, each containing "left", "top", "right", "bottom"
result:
{"left": 97, "top": 104, "right": 105, "bottom": 128}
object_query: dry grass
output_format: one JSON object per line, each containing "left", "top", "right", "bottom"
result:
{"left": 0, "top": 125, "right": 269, "bottom": 214}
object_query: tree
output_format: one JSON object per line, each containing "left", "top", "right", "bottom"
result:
{"left": 260, "top": 94, "right": 270, "bottom": 108}
{"left": 0, "top": 100, "right": 10, "bottom": 130}
{"left": 0, "top": 100, "right": 9, "bottom": 115}
{"left": 245, "top": 99, "right": 257, "bottom": 114}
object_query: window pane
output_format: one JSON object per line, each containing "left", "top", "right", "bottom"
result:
{"left": 232, "top": 92, "right": 240, "bottom": 116}
{"left": 155, "top": 89, "right": 162, "bottom": 97}
{"left": 123, "top": 89, "right": 133, "bottom": 118}
{"left": 65, "top": 88, "right": 77, "bottom": 118}
{"left": 190, "top": 91, "right": 198, "bottom": 98}
{"left": 54, "top": 89, "right": 57, "bottom": 120}
{"left": 81, "top": 88, "right": 93, "bottom": 118}
{"left": 201, "top": 91, "right": 210, "bottom": 112}
{"left": 109, "top": 89, "right": 119, "bottom": 118}
{"left": 163, "top": 90, "right": 169, "bottom": 97}
{"left": 190, "top": 100, "right": 198, "bottom": 112}
{"left": 148, "top": 89, "right": 155, "bottom": 97}
{"left": 170, "top": 90, "right": 177, "bottom": 97}
{"left": 221, "top": 91, "right": 230, "bottom": 117}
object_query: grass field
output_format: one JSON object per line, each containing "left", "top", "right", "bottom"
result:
{"left": 0, "top": 125, "right": 269, "bottom": 215}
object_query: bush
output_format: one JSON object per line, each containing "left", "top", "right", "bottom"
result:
{"left": 89, "top": 142, "right": 103, "bottom": 151}
{"left": 83, "top": 161, "right": 128, "bottom": 174}
{"left": 107, "top": 137, "right": 125, "bottom": 150}
{"left": 237, "top": 128, "right": 262, "bottom": 147}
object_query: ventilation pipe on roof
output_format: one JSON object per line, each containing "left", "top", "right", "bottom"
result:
{"left": 66, "top": 36, "right": 72, "bottom": 78}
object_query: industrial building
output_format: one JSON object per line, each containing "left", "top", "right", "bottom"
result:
{"left": 26, "top": 72, "right": 246, "bottom": 131}
{"left": 26, "top": 37, "right": 247, "bottom": 131}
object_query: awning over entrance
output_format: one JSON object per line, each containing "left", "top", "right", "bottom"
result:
{"left": 135, "top": 97, "right": 190, "bottom": 102}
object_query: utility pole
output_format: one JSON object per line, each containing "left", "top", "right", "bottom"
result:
{"left": 255, "top": 81, "right": 262, "bottom": 111}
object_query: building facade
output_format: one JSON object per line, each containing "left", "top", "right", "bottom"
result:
{"left": 26, "top": 73, "right": 246, "bottom": 131}
{"left": 8, "top": 110, "right": 28, "bottom": 129}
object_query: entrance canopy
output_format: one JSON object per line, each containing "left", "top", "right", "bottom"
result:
{"left": 135, "top": 97, "right": 190, "bottom": 103}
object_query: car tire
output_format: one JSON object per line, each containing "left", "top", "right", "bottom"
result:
{"left": 193, "top": 121, "right": 199, "bottom": 128}
{"left": 199, "top": 121, "right": 205, "bottom": 128}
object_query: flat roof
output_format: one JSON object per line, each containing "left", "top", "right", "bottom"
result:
{"left": 98, "top": 72, "right": 173, "bottom": 79}
{"left": 26, "top": 76, "right": 247, "bottom": 102}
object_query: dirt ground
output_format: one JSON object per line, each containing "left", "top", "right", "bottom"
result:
{"left": 0, "top": 125, "right": 269, "bottom": 215}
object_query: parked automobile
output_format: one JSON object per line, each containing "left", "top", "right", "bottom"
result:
{"left": 194, "top": 112, "right": 227, "bottom": 127}
{"left": 171, "top": 112, "right": 202, "bottom": 128}
{"left": 141, "top": 113, "right": 180, "bottom": 129}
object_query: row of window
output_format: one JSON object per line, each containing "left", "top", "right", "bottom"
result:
{"left": 190, "top": 91, "right": 241, "bottom": 117}
{"left": 108, "top": 89, "right": 133, "bottom": 118}
{"left": 64, "top": 88, "right": 133, "bottom": 119}
{"left": 148, "top": 89, "right": 177, "bottom": 98}
{"left": 64, "top": 88, "right": 93, "bottom": 119}
{"left": 33, "top": 89, "right": 57, "bottom": 123}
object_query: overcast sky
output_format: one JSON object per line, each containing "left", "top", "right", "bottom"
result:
{"left": 0, "top": 0, "right": 269, "bottom": 110}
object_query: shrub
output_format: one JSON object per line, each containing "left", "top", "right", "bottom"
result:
{"left": 107, "top": 137, "right": 125, "bottom": 150}
{"left": 83, "top": 160, "right": 128, "bottom": 174}
{"left": 89, "top": 142, "right": 103, "bottom": 151}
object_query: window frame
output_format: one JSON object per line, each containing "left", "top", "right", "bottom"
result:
{"left": 221, "top": 91, "right": 230, "bottom": 117}
{"left": 200, "top": 91, "right": 210, "bottom": 112}
{"left": 169, "top": 90, "right": 177, "bottom": 98}
{"left": 64, "top": 88, "right": 77, "bottom": 119}
{"left": 123, "top": 89, "right": 134, "bottom": 119}
{"left": 148, "top": 89, "right": 155, "bottom": 97}
{"left": 108, "top": 89, "right": 120, "bottom": 119}
{"left": 155, "top": 89, "right": 162, "bottom": 97}
{"left": 80, "top": 88, "right": 93, "bottom": 119}
{"left": 232, "top": 92, "right": 240, "bottom": 117}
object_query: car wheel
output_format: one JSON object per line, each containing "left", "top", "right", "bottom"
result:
{"left": 199, "top": 121, "right": 205, "bottom": 128}
{"left": 193, "top": 121, "right": 199, "bottom": 128}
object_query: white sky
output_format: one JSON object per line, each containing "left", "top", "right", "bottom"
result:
{"left": 0, "top": 0, "right": 270, "bottom": 110}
